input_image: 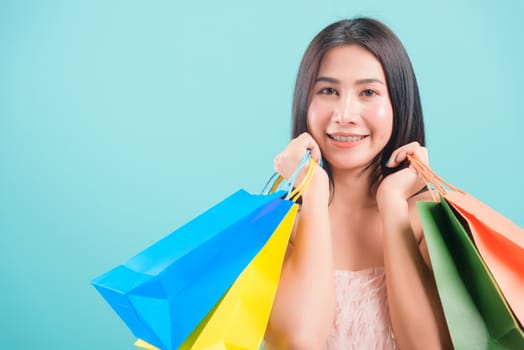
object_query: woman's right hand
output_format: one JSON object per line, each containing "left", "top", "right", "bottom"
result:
{"left": 273, "top": 132, "right": 329, "bottom": 202}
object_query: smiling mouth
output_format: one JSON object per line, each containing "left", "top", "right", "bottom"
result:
{"left": 328, "top": 134, "right": 367, "bottom": 142}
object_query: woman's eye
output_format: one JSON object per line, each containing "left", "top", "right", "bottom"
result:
{"left": 362, "top": 89, "right": 376, "bottom": 97}
{"left": 319, "top": 87, "right": 337, "bottom": 95}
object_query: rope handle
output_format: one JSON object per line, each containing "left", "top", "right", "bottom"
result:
{"left": 288, "top": 158, "right": 316, "bottom": 202}
{"left": 407, "top": 154, "right": 464, "bottom": 201}
{"left": 268, "top": 175, "right": 283, "bottom": 194}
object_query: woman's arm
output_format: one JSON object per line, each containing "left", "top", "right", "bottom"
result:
{"left": 377, "top": 144, "right": 452, "bottom": 350}
{"left": 265, "top": 134, "right": 336, "bottom": 349}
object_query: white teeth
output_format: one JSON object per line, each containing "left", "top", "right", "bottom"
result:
{"left": 331, "top": 135, "right": 365, "bottom": 142}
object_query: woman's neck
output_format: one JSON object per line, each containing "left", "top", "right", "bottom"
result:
{"left": 330, "top": 167, "right": 377, "bottom": 211}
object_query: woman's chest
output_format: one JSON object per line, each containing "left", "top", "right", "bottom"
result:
{"left": 329, "top": 208, "right": 384, "bottom": 270}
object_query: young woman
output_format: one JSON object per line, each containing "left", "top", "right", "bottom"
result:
{"left": 264, "top": 18, "right": 452, "bottom": 349}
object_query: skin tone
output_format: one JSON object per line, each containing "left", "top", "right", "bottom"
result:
{"left": 265, "top": 45, "right": 451, "bottom": 349}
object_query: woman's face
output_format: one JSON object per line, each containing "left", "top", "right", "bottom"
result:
{"left": 307, "top": 44, "right": 393, "bottom": 172}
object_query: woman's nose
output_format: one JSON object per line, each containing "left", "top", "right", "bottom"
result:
{"left": 333, "top": 94, "right": 358, "bottom": 123}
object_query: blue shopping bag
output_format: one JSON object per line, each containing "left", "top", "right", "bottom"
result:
{"left": 91, "top": 189, "right": 293, "bottom": 350}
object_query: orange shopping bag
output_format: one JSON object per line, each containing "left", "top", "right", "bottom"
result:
{"left": 410, "top": 155, "right": 524, "bottom": 327}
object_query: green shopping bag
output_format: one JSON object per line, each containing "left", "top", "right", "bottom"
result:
{"left": 418, "top": 199, "right": 524, "bottom": 349}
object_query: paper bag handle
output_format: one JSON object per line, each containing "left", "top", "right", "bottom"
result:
{"left": 407, "top": 154, "right": 465, "bottom": 201}
{"left": 288, "top": 157, "right": 316, "bottom": 202}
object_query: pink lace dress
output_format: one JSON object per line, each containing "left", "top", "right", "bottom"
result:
{"left": 324, "top": 267, "right": 398, "bottom": 350}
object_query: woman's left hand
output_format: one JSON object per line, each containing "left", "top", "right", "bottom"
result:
{"left": 376, "top": 142, "right": 429, "bottom": 209}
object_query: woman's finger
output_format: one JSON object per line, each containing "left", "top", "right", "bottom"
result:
{"left": 298, "top": 133, "right": 322, "bottom": 162}
{"left": 274, "top": 133, "right": 322, "bottom": 178}
{"left": 387, "top": 142, "right": 428, "bottom": 168}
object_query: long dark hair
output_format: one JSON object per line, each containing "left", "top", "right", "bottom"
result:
{"left": 292, "top": 18, "right": 425, "bottom": 194}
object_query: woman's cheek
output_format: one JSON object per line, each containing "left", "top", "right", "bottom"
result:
{"left": 366, "top": 101, "right": 391, "bottom": 121}
{"left": 308, "top": 98, "right": 331, "bottom": 122}
{"left": 306, "top": 102, "right": 322, "bottom": 131}
{"left": 367, "top": 100, "right": 394, "bottom": 141}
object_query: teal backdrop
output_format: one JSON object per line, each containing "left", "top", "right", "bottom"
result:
{"left": 1, "top": 0, "right": 522, "bottom": 349}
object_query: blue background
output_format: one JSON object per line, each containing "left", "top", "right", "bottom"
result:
{"left": 1, "top": 0, "right": 522, "bottom": 349}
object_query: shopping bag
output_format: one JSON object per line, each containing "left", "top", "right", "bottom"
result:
{"left": 135, "top": 339, "right": 160, "bottom": 350}
{"left": 417, "top": 200, "right": 524, "bottom": 349}
{"left": 91, "top": 189, "right": 294, "bottom": 349}
{"left": 180, "top": 157, "right": 314, "bottom": 349}
{"left": 178, "top": 205, "right": 297, "bottom": 349}
{"left": 135, "top": 154, "right": 315, "bottom": 350}
{"left": 92, "top": 151, "right": 316, "bottom": 350}
{"left": 409, "top": 155, "right": 524, "bottom": 327}
{"left": 444, "top": 192, "right": 524, "bottom": 326}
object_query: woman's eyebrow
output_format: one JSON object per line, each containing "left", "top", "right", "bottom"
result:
{"left": 315, "top": 77, "right": 385, "bottom": 85}
{"left": 315, "top": 76, "right": 340, "bottom": 84}
{"left": 355, "top": 78, "right": 385, "bottom": 85}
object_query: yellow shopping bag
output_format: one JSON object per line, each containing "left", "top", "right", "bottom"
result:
{"left": 180, "top": 204, "right": 298, "bottom": 349}
{"left": 136, "top": 157, "right": 314, "bottom": 350}
{"left": 135, "top": 339, "right": 160, "bottom": 350}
